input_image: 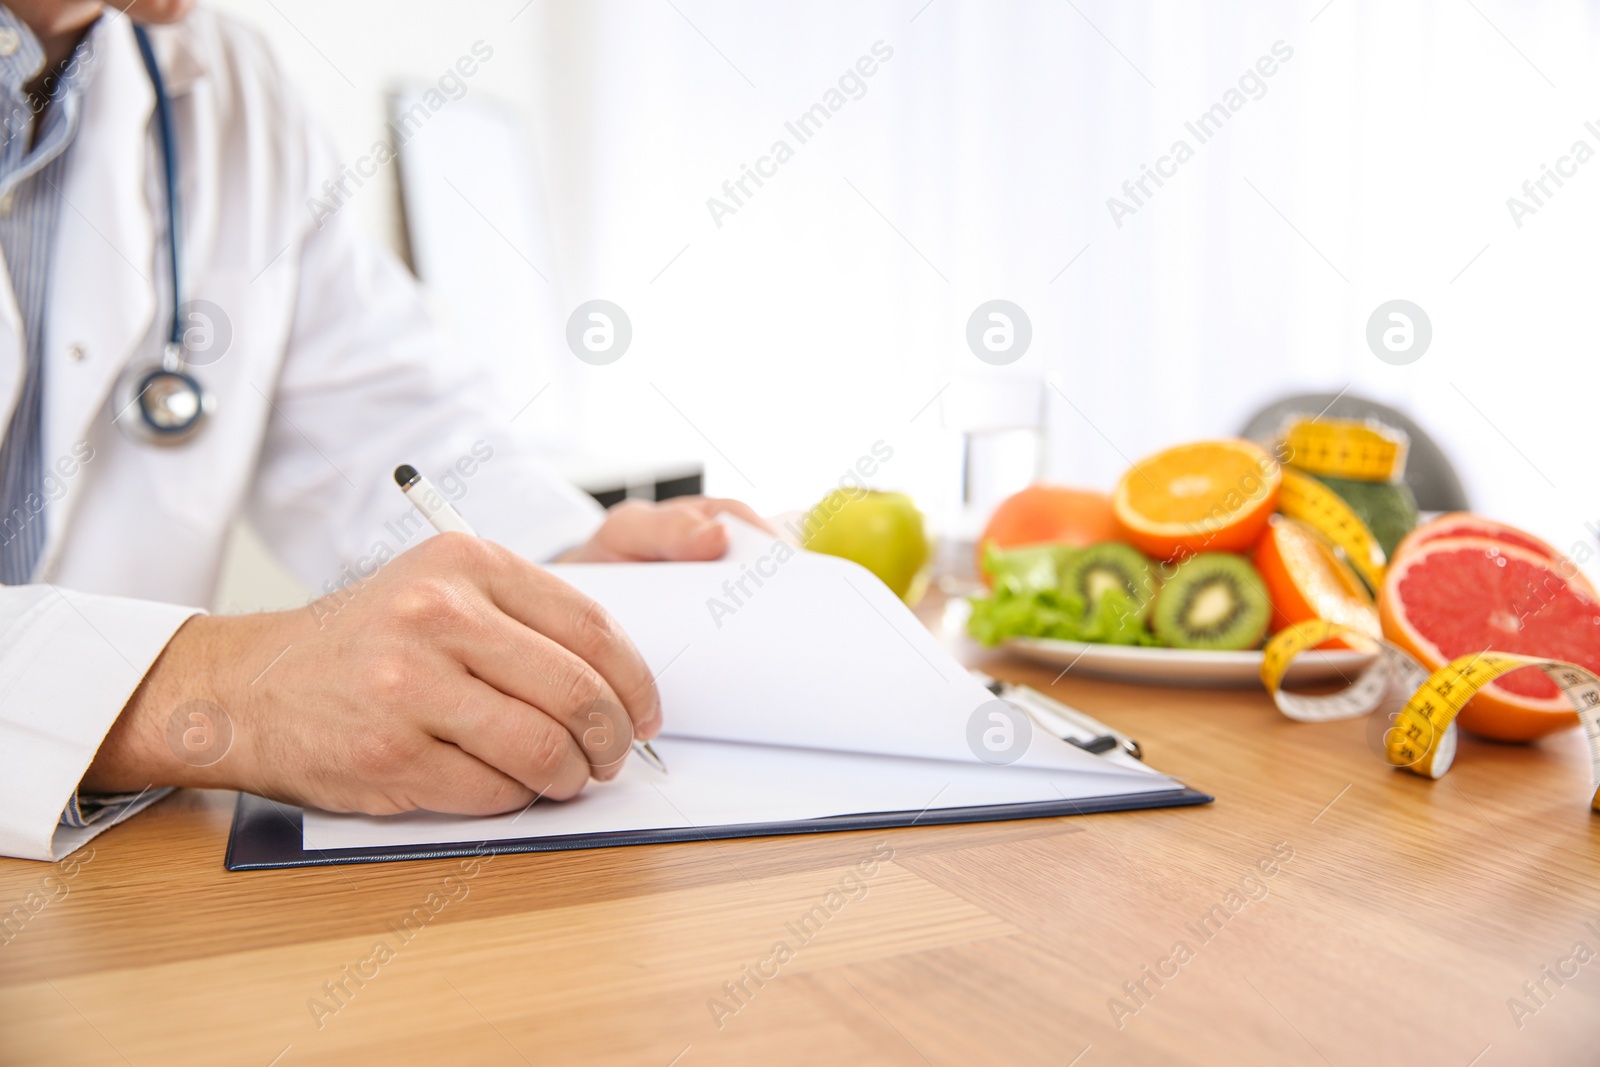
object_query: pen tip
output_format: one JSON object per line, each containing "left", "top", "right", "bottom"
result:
{"left": 637, "top": 741, "right": 669, "bottom": 774}
{"left": 393, "top": 464, "right": 419, "bottom": 488}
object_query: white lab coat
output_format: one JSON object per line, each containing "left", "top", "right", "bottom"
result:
{"left": 0, "top": 12, "right": 605, "bottom": 860}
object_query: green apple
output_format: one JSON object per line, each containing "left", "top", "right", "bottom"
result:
{"left": 801, "top": 489, "right": 932, "bottom": 603}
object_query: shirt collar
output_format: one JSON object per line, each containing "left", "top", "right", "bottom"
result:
{"left": 0, "top": 7, "right": 105, "bottom": 104}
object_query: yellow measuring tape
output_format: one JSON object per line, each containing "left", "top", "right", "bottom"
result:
{"left": 1275, "top": 468, "right": 1388, "bottom": 592}
{"left": 1261, "top": 619, "right": 1600, "bottom": 810}
{"left": 1281, "top": 418, "right": 1409, "bottom": 483}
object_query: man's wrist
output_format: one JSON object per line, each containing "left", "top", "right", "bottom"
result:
{"left": 81, "top": 612, "right": 285, "bottom": 795}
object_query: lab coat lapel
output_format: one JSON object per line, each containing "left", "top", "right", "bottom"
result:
{"left": 44, "top": 17, "right": 157, "bottom": 480}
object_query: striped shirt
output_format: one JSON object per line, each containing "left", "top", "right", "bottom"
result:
{"left": 0, "top": 8, "right": 102, "bottom": 585}
{"left": 0, "top": 11, "right": 130, "bottom": 831}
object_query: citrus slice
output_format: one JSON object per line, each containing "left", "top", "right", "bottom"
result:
{"left": 1113, "top": 439, "right": 1281, "bottom": 561}
{"left": 1254, "top": 517, "right": 1379, "bottom": 641}
{"left": 1379, "top": 536, "right": 1600, "bottom": 740}
{"left": 1394, "top": 513, "right": 1596, "bottom": 598}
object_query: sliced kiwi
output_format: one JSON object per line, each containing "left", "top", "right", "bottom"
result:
{"left": 1151, "top": 552, "right": 1271, "bottom": 651}
{"left": 1059, "top": 542, "right": 1157, "bottom": 620}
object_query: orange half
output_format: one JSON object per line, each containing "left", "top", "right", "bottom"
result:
{"left": 1114, "top": 439, "right": 1282, "bottom": 561}
{"left": 1255, "top": 516, "right": 1379, "bottom": 641}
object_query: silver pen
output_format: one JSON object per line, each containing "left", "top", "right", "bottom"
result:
{"left": 393, "top": 464, "right": 668, "bottom": 774}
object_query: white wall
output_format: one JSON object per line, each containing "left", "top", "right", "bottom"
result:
{"left": 209, "top": 0, "right": 1600, "bottom": 612}
{"left": 207, "top": 0, "right": 551, "bottom": 611}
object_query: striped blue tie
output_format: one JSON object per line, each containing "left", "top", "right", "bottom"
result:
{"left": 0, "top": 153, "right": 71, "bottom": 585}
{"left": 0, "top": 307, "right": 46, "bottom": 583}
{"left": 0, "top": 23, "right": 93, "bottom": 585}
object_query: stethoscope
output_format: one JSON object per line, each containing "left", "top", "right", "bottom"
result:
{"left": 112, "top": 24, "right": 214, "bottom": 445}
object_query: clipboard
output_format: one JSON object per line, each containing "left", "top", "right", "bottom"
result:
{"left": 225, "top": 785, "right": 1212, "bottom": 870}
{"left": 223, "top": 534, "right": 1212, "bottom": 871}
{"left": 224, "top": 683, "right": 1211, "bottom": 871}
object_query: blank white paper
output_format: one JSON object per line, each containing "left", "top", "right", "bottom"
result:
{"left": 303, "top": 737, "right": 1174, "bottom": 851}
{"left": 302, "top": 538, "right": 1180, "bottom": 851}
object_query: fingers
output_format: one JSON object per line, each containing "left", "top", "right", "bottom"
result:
{"left": 441, "top": 606, "right": 644, "bottom": 771}
{"left": 588, "top": 499, "right": 726, "bottom": 561}
{"left": 399, "top": 740, "right": 541, "bottom": 816}
{"left": 559, "top": 497, "right": 773, "bottom": 563}
{"left": 591, "top": 497, "right": 774, "bottom": 562}
{"left": 666, "top": 497, "right": 778, "bottom": 558}
{"left": 687, "top": 496, "right": 775, "bottom": 535}
{"left": 432, "top": 534, "right": 662, "bottom": 740}
{"left": 430, "top": 679, "right": 602, "bottom": 798}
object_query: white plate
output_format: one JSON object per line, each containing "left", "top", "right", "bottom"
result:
{"left": 1001, "top": 636, "right": 1373, "bottom": 688}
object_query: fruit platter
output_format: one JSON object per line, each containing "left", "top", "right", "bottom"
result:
{"left": 990, "top": 634, "right": 1371, "bottom": 687}
{"left": 964, "top": 418, "right": 1600, "bottom": 730}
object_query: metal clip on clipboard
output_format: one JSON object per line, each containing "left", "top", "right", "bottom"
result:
{"left": 973, "top": 672, "right": 1144, "bottom": 762}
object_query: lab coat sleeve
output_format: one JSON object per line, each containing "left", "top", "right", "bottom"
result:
{"left": 0, "top": 584, "right": 200, "bottom": 861}
{"left": 241, "top": 78, "right": 604, "bottom": 590}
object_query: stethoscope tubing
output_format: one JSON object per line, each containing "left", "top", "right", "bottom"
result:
{"left": 118, "top": 23, "right": 212, "bottom": 444}
{"left": 133, "top": 23, "right": 183, "bottom": 350}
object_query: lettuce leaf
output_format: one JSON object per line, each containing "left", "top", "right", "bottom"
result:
{"left": 980, "top": 541, "right": 1077, "bottom": 596}
{"left": 968, "top": 543, "right": 1159, "bottom": 647}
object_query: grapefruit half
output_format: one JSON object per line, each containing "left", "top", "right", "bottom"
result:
{"left": 1394, "top": 513, "right": 1596, "bottom": 598}
{"left": 1379, "top": 536, "right": 1600, "bottom": 741}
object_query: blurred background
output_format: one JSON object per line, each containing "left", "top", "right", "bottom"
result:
{"left": 207, "top": 0, "right": 1600, "bottom": 610}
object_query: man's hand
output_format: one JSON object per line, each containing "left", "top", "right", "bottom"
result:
{"left": 83, "top": 534, "right": 662, "bottom": 815}
{"left": 560, "top": 496, "right": 772, "bottom": 563}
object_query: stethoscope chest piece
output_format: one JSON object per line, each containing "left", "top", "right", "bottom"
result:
{"left": 114, "top": 342, "right": 215, "bottom": 445}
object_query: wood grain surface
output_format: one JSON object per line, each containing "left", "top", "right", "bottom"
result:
{"left": 3, "top": 603, "right": 1598, "bottom": 1065}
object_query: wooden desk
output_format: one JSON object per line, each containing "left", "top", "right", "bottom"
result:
{"left": 3, "top": 616, "right": 1598, "bottom": 1066}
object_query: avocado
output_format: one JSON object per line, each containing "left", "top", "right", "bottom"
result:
{"left": 1312, "top": 474, "right": 1419, "bottom": 559}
